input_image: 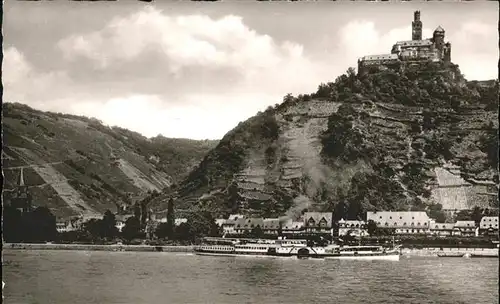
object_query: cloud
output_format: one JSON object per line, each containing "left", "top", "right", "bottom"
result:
{"left": 57, "top": 7, "right": 315, "bottom": 82}
{"left": 2, "top": 47, "right": 72, "bottom": 108}
{"left": 449, "top": 21, "right": 497, "bottom": 80}
{"left": 71, "top": 93, "right": 279, "bottom": 140}
{"left": 4, "top": 8, "right": 495, "bottom": 140}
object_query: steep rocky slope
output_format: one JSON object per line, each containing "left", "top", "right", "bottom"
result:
{"left": 2, "top": 102, "right": 218, "bottom": 219}
{"left": 150, "top": 62, "right": 498, "bottom": 220}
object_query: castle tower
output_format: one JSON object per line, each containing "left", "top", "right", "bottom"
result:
{"left": 433, "top": 26, "right": 445, "bottom": 51}
{"left": 444, "top": 42, "right": 451, "bottom": 62}
{"left": 412, "top": 11, "right": 423, "bottom": 40}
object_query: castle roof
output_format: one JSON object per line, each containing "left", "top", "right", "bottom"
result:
{"left": 434, "top": 26, "right": 445, "bottom": 33}
{"left": 360, "top": 54, "right": 399, "bottom": 61}
{"left": 395, "top": 39, "right": 432, "bottom": 47}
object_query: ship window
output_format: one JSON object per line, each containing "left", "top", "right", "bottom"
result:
{"left": 417, "top": 222, "right": 421, "bottom": 226}
{"left": 424, "top": 223, "right": 427, "bottom": 226}
{"left": 400, "top": 217, "right": 402, "bottom": 220}
{"left": 411, "top": 223, "right": 414, "bottom": 226}
{"left": 412, "top": 217, "right": 415, "bottom": 220}
{"left": 385, "top": 222, "right": 389, "bottom": 226}
{"left": 379, "top": 216, "right": 382, "bottom": 219}
{"left": 389, "top": 216, "right": 392, "bottom": 219}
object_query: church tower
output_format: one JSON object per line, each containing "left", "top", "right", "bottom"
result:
{"left": 10, "top": 168, "right": 33, "bottom": 213}
{"left": 412, "top": 11, "right": 422, "bottom": 40}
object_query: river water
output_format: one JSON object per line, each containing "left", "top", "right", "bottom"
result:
{"left": 2, "top": 250, "right": 498, "bottom": 304}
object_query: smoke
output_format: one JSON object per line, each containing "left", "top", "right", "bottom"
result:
{"left": 283, "top": 195, "right": 312, "bottom": 221}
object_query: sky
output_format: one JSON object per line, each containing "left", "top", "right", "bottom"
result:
{"left": 3, "top": 1, "right": 497, "bottom": 140}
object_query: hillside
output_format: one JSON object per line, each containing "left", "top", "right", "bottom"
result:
{"left": 150, "top": 62, "right": 498, "bottom": 221}
{"left": 2, "top": 102, "right": 218, "bottom": 219}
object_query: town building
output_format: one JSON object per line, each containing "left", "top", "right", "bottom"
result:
{"left": 366, "top": 211, "right": 431, "bottom": 235}
{"left": 281, "top": 219, "right": 305, "bottom": 235}
{"left": 115, "top": 214, "right": 134, "bottom": 232}
{"left": 215, "top": 218, "right": 226, "bottom": 227}
{"left": 429, "top": 223, "right": 455, "bottom": 237}
{"left": 234, "top": 218, "right": 264, "bottom": 235}
{"left": 453, "top": 220, "right": 476, "bottom": 237}
{"left": 338, "top": 219, "right": 368, "bottom": 237}
{"left": 219, "top": 214, "right": 246, "bottom": 235}
{"left": 262, "top": 218, "right": 281, "bottom": 235}
{"left": 303, "top": 212, "right": 333, "bottom": 234}
{"left": 479, "top": 216, "right": 499, "bottom": 235}
{"left": 358, "top": 11, "right": 452, "bottom": 75}
{"left": 56, "top": 219, "right": 79, "bottom": 233}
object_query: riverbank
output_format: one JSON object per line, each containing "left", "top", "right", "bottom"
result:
{"left": 4, "top": 243, "right": 498, "bottom": 258}
{"left": 401, "top": 247, "right": 499, "bottom": 257}
{"left": 4, "top": 243, "right": 193, "bottom": 252}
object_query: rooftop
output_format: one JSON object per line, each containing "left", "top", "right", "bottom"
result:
{"left": 394, "top": 39, "right": 433, "bottom": 46}
{"left": 434, "top": 26, "right": 445, "bottom": 33}
{"left": 360, "top": 54, "right": 399, "bottom": 61}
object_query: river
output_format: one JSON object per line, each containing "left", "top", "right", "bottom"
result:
{"left": 2, "top": 250, "right": 498, "bottom": 304}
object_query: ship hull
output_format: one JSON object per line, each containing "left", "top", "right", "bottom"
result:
{"left": 194, "top": 249, "right": 401, "bottom": 260}
{"left": 324, "top": 253, "right": 400, "bottom": 261}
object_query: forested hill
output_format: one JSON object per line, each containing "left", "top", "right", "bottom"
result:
{"left": 2, "top": 102, "right": 218, "bottom": 219}
{"left": 150, "top": 61, "right": 498, "bottom": 221}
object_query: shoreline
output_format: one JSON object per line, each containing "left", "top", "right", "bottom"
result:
{"left": 4, "top": 243, "right": 498, "bottom": 257}
{"left": 401, "top": 247, "right": 498, "bottom": 257}
{"left": 4, "top": 243, "right": 193, "bottom": 252}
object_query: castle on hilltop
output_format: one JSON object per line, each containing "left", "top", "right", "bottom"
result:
{"left": 358, "top": 11, "right": 452, "bottom": 75}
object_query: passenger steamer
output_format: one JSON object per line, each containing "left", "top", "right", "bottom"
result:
{"left": 194, "top": 238, "right": 401, "bottom": 260}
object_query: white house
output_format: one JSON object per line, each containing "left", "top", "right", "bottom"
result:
{"left": 338, "top": 219, "right": 368, "bottom": 237}
{"left": 366, "top": 211, "right": 432, "bottom": 235}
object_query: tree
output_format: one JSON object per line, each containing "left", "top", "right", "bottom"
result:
{"left": 82, "top": 218, "right": 102, "bottom": 242}
{"left": 250, "top": 226, "right": 264, "bottom": 239}
{"left": 100, "top": 210, "right": 118, "bottom": 239}
{"left": 283, "top": 93, "right": 294, "bottom": 104}
{"left": 155, "top": 222, "right": 170, "bottom": 239}
{"left": 166, "top": 198, "right": 175, "bottom": 239}
{"left": 22, "top": 207, "right": 58, "bottom": 243}
{"left": 121, "top": 216, "right": 142, "bottom": 242}
{"left": 3, "top": 206, "right": 24, "bottom": 243}
{"left": 174, "top": 222, "right": 193, "bottom": 242}
{"left": 366, "top": 220, "right": 378, "bottom": 236}
{"left": 428, "top": 203, "right": 447, "bottom": 223}
{"left": 346, "top": 67, "right": 356, "bottom": 79}
{"left": 471, "top": 206, "right": 484, "bottom": 226}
